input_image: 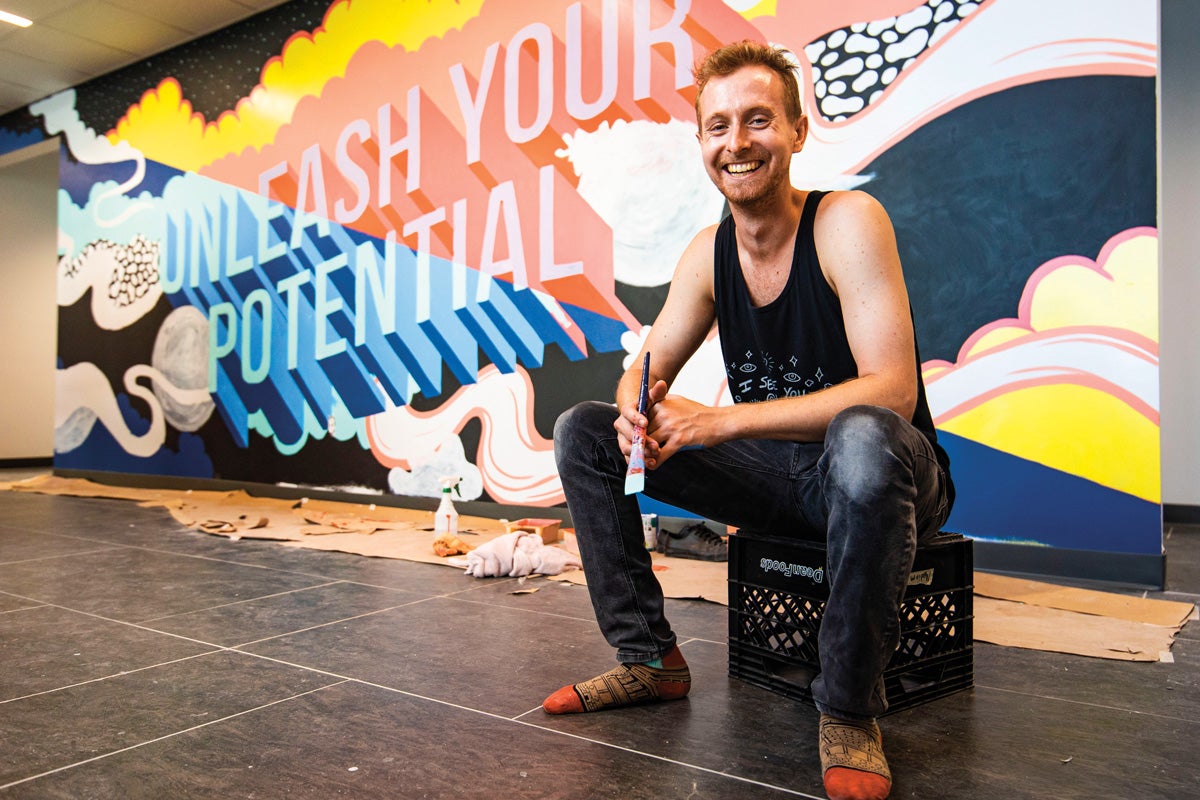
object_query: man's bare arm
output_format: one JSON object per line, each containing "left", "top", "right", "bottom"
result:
{"left": 613, "top": 227, "right": 719, "bottom": 467}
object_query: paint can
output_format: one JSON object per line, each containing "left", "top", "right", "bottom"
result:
{"left": 641, "top": 513, "right": 658, "bottom": 550}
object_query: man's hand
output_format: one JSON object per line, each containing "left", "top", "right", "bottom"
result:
{"left": 615, "top": 382, "right": 718, "bottom": 470}
{"left": 614, "top": 380, "right": 668, "bottom": 468}
{"left": 644, "top": 393, "right": 715, "bottom": 466}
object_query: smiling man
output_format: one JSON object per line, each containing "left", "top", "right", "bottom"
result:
{"left": 543, "top": 40, "right": 954, "bottom": 800}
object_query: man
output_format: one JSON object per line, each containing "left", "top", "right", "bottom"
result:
{"left": 543, "top": 40, "right": 953, "bottom": 800}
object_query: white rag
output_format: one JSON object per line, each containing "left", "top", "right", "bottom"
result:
{"left": 463, "top": 532, "right": 582, "bottom": 578}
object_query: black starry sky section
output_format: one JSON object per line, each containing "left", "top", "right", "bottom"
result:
{"left": 0, "top": 105, "right": 42, "bottom": 135}
{"left": 72, "top": 0, "right": 333, "bottom": 134}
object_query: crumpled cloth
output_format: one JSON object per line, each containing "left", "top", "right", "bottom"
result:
{"left": 464, "top": 532, "right": 582, "bottom": 578}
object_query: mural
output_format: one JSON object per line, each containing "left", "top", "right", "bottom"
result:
{"left": 0, "top": 0, "right": 1159, "bottom": 557}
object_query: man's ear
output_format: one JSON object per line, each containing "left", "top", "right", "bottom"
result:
{"left": 793, "top": 114, "right": 809, "bottom": 153}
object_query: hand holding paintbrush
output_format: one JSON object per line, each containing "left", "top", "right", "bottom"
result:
{"left": 624, "top": 352, "right": 651, "bottom": 495}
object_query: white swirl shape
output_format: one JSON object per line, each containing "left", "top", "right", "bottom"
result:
{"left": 55, "top": 362, "right": 212, "bottom": 457}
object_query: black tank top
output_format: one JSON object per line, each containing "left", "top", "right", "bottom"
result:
{"left": 713, "top": 191, "right": 952, "bottom": 492}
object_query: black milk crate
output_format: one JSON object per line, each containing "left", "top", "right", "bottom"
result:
{"left": 728, "top": 530, "right": 973, "bottom": 715}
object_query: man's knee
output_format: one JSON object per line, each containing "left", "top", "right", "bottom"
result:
{"left": 826, "top": 405, "right": 905, "bottom": 453}
{"left": 554, "top": 401, "right": 618, "bottom": 450}
{"left": 823, "top": 406, "right": 911, "bottom": 501}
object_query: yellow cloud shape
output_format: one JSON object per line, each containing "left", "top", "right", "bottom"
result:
{"left": 109, "top": 0, "right": 484, "bottom": 173}
{"left": 962, "top": 230, "right": 1158, "bottom": 360}
{"left": 935, "top": 229, "right": 1160, "bottom": 502}
{"left": 1027, "top": 233, "right": 1157, "bottom": 340}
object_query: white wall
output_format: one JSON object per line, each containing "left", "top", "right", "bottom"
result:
{"left": 1160, "top": 0, "right": 1200, "bottom": 509}
{"left": 0, "top": 139, "right": 58, "bottom": 460}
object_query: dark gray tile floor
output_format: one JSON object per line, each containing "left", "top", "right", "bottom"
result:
{"left": 1, "top": 470, "right": 1198, "bottom": 799}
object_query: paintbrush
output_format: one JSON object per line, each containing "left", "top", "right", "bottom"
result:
{"left": 624, "top": 351, "right": 650, "bottom": 495}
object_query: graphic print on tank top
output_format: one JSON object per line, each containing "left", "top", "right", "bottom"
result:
{"left": 726, "top": 350, "right": 836, "bottom": 403}
{"left": 715, "top": 191, "right": 858, "bottom": 406}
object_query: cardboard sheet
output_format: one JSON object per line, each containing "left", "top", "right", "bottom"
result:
{"left": 974, "top": 571, "right": 1194, "bottom": 628}
{"left": 973, "top": 597, "right": 1178, "bottom": 661}
{"left": 4, "top": 475, "right": 1194, "bottom": 661}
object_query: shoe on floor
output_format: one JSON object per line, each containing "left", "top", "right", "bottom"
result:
{"left": 655, "top": 522, "right": 728, "bottom": 561}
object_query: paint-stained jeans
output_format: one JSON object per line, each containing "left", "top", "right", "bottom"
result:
{"left": 553, "top": 402, "right": 952, "bottom": 721}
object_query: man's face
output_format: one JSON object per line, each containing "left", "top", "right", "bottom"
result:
{"left": 696, "top": 65, "right": 807, "bottom": 208}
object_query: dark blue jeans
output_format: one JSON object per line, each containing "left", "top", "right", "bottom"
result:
{"left": 553, "top": 401, "right": 951, "bottom": 720}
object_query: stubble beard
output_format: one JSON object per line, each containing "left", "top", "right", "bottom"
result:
{"left": 716, "top": 163, "right": 791, "bottom": 213}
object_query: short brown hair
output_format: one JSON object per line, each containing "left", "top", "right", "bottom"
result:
{"left": 693, "top": 40, "right": 803, "bottom": 124}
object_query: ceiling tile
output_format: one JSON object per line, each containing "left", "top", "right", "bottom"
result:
{"left": 0, "top": 0, "right": 295, "bottom": 117}
{"left": 104, "top": 0, "right": 258, "bottom": 37}
{"left": 41, "top": 0, "right": 188, "bottom": 56}
{"left": 0, "top": 49, "right": 90, "bottom": 92}
{"left": 4, "top": 24, "right": 129, "bottom": 77}
{"left": 0, "top": 0, "right": 83, "bottom": 24}
{"left": 234, "top": 0, "right": 292, "bottom": 10}
{"left": 0, "top": 78, "right": 42, "bottom": 110}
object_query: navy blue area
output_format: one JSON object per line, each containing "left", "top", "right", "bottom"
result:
{"left": 864, "top": 76, "right": 1156, "bottom": 364}
{"left": 557, "top": 302, "right": 630, "bottom": 356}
{"left": 940, "top": 431, "right": 1161, "bottom": 556}
{"left": 53, "top": 396, "right": 214, "bottom": 479}
{"left": 637, "top": 495, "right": 703, "bottom": 523}
{"left": 0, "top": 125, "right": 44, "bottom": 159}
{"left": 58, "top": 148, "right": 183, "bottom": 207}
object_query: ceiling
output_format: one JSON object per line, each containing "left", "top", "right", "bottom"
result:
{"left": 0, "top": 0, "right": 295, "bottom": 118}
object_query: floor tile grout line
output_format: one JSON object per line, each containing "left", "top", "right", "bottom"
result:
{"left": 0, "top": 595, "right": 256, "bottom": 705}
{"left": 0, "top": 595, "right": 447, "bottom": 704}
{"left": 136, "top": 580, "right": 350, "bottom": 623}
{"left": 224, "top": 596, "right": 445, "bottom": 648}
{"left": 502, "top": 718, "right": 822, "bottom": 798}
{"left": 443, "top": 587, "right": 732, "bottom": 631}
{"left": 0, "top": 600, "right": 49, "bottom": 615}
{"left": 443, "top": 594, "right": 606, "bottom": 625}
{"left": 0, "top": 589, "right": 449, "bottom": 655}
{"left": 971, "top": 682, "right": 1200, "bottom": 723}
{"left": 0, "top": 527, "right": 401, "bottom": 579}
{"left": 0, "top": 680, "right": 352, "bottom": 791}
{"left": 0, "top": 544, "right": 130, "bottom": 567}
{"left": 1, "top": 650, "right": 226, "bottom": 706}
{"left": 24, "top": 536, "right": 345, "bottom": 574}
{"left": 0, "top": 592, "right": 238, "bottom": 648}
{"left": 229, "top": 651, "right": 820, "bottom": 799}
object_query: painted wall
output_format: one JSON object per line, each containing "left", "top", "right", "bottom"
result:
{"left": 0, "top": 0, "right": 1161, "bottom": 561}
{"left": 1160, "top": 0, "right": 1200, "bottom": 511}
{"left": 0, "top": 140, "right": 58, "bottom": 460}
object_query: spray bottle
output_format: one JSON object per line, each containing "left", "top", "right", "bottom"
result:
{"left": 434, "top": 476, "right": 462, "bottom": 536}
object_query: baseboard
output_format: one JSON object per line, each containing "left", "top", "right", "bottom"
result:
{"left": 972, "top": 540, "right": 1164, "bottom": 590}
{"left": 0, "top": 457, "right": 53, "bottom": 468}
{"left": 1164, "top": 504, "right": 1200, "bottom": 525}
